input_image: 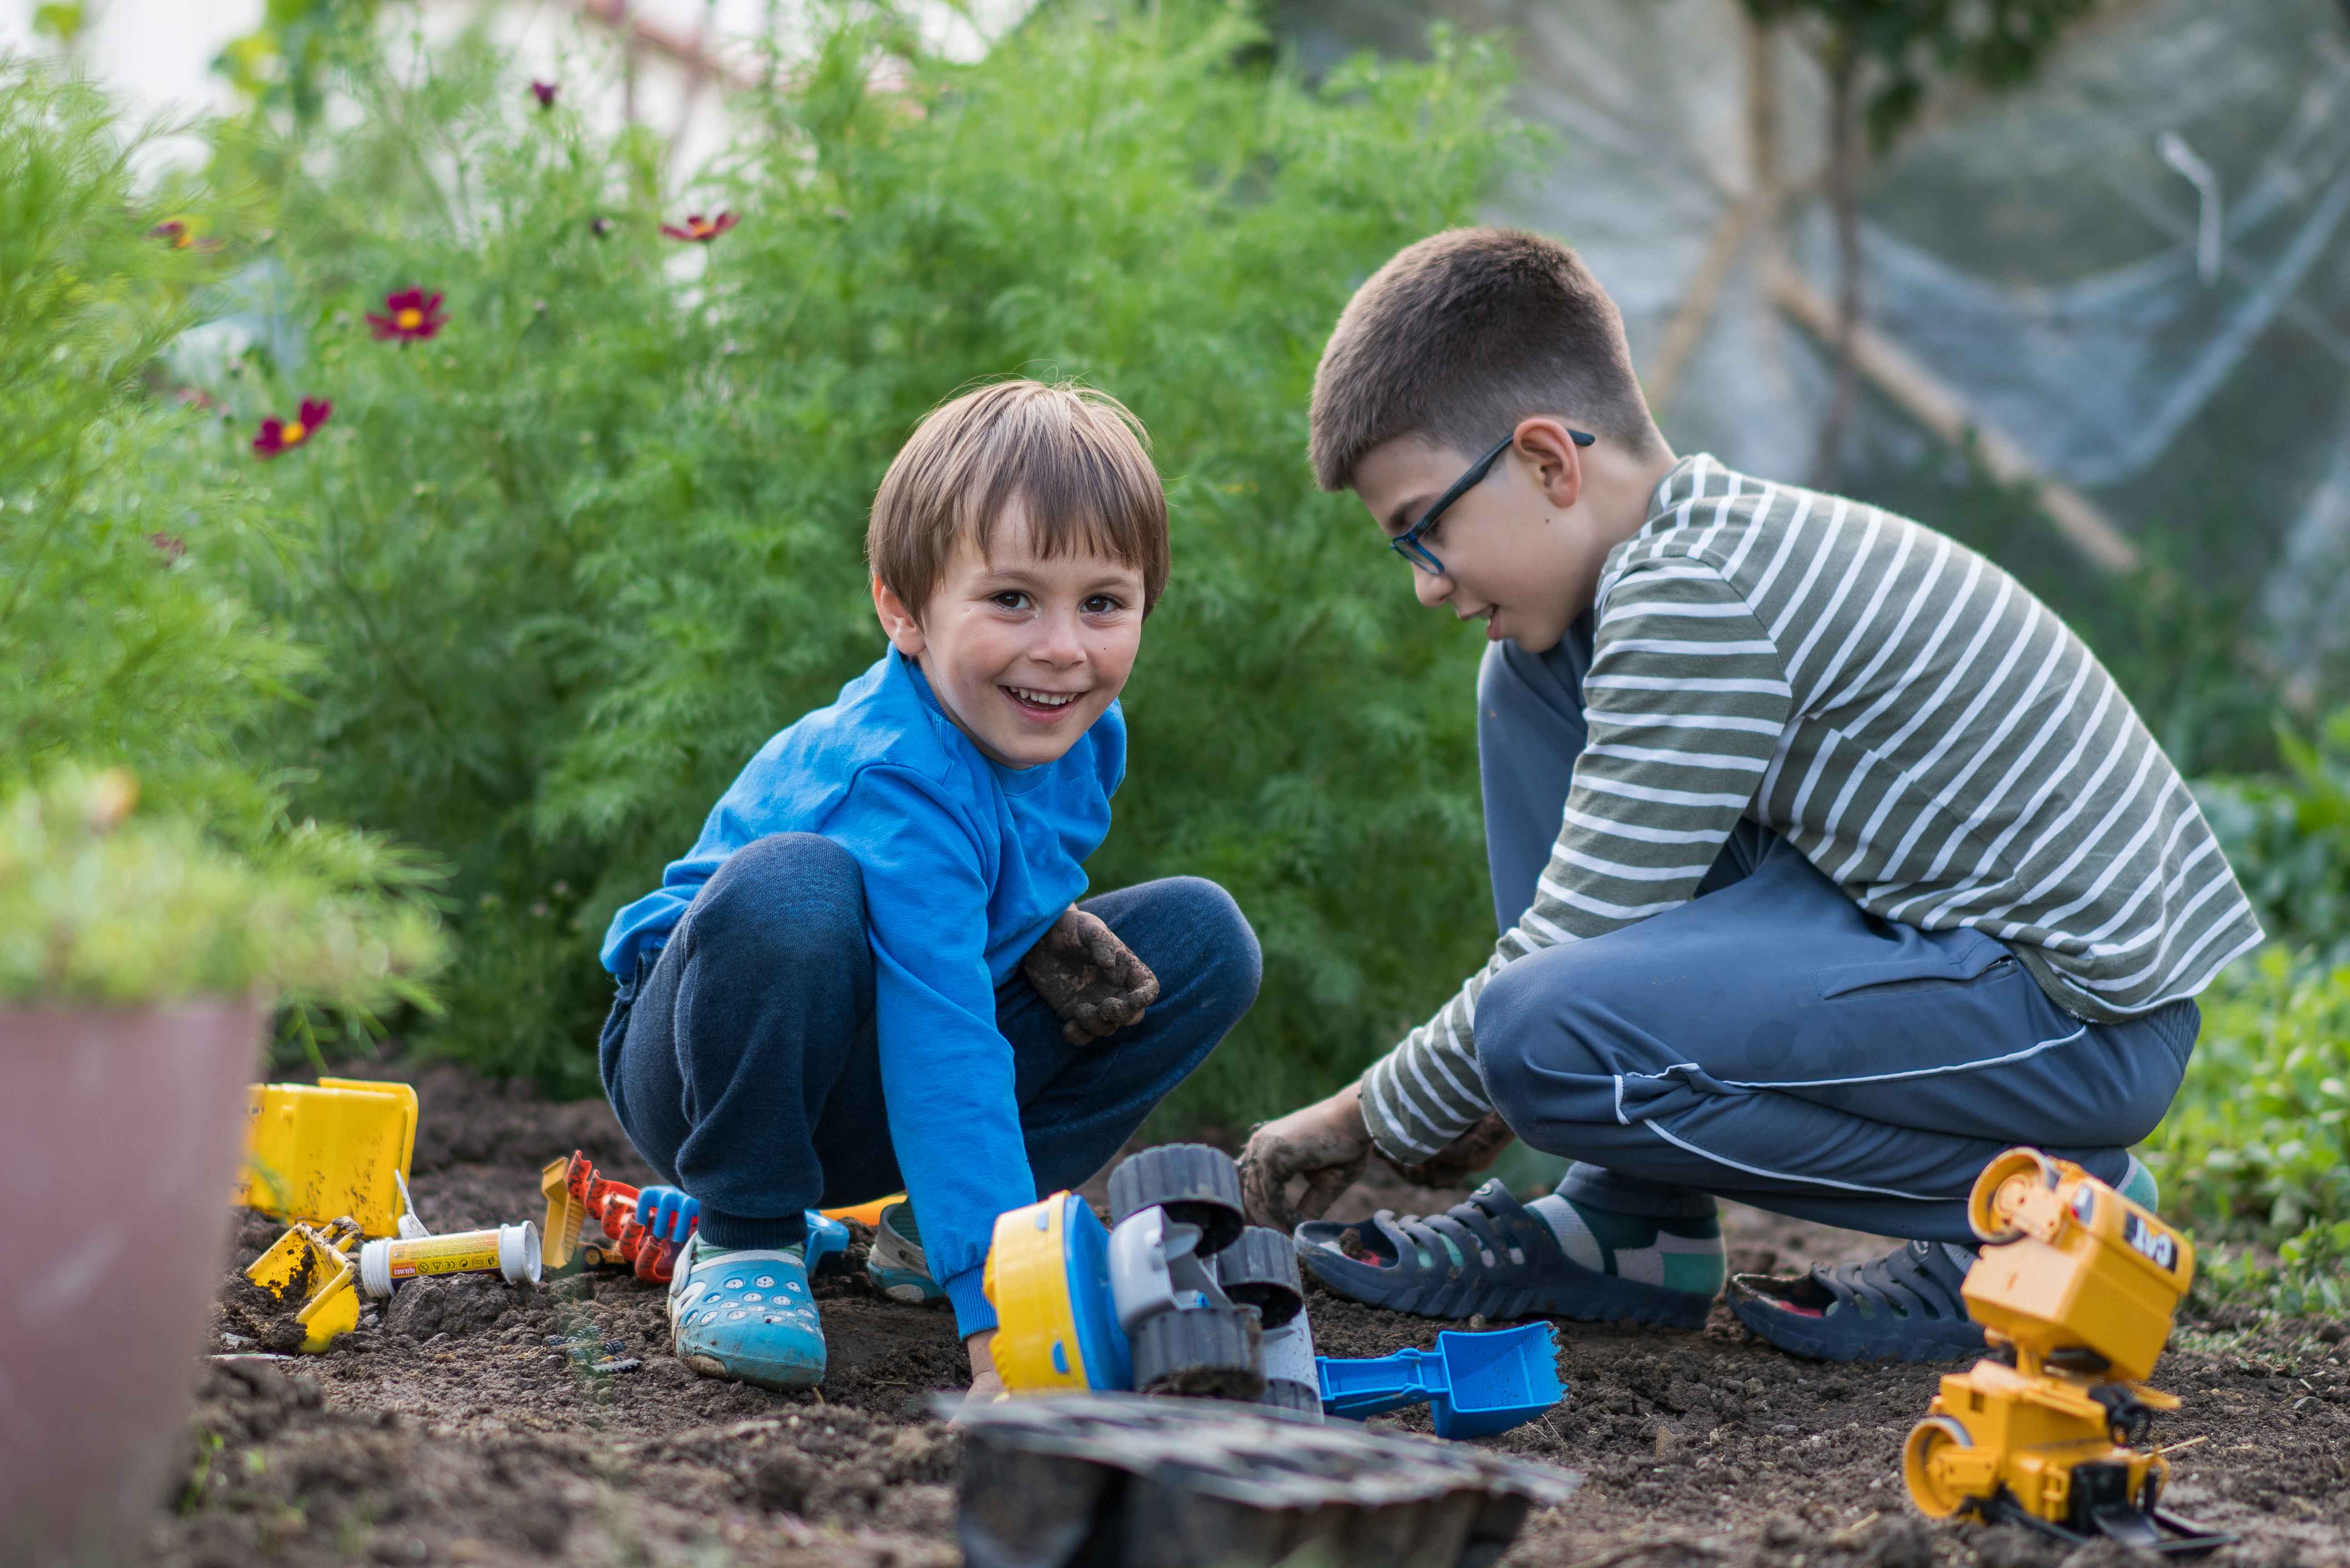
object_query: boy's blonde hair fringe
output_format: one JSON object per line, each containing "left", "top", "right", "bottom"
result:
{"left": 869, "top": 380, "right": 1170, "bottom": 616}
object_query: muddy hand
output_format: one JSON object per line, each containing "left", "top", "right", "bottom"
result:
{"left": 1240, "top": 1083, "right": 1373, "bottom": 1232}
{"left": 1384, "top": 1111, "right": 1516, "bottom": 1191}
{"left": 1020, "top": 907, "right": 1160, "bottom": 1045}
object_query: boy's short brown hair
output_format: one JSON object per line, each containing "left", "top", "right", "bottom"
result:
{"left": 869, "top": 380, "right": 1170, "bottom": 615}
{"left": 1308, "top": 227, "right": 1665, "bottom": 492}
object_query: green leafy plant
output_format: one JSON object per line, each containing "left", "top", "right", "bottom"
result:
{"left": 1, "top": 58, "right": 444, "bottom": 1044}
{"left": 2195, "top": 709, "right": 2350, "bottom": 964}
{"left": 193, "top": 2, "right": 1532, "bottom": 1111}
{"left": 0, "top": 61, "right": 286, "bottom": 817}
{"left": 0, "top": 769, "right": 439, "bottom": 1015}
{"left": 2144, "top": 948, "right": 2350, "bottom": 1314}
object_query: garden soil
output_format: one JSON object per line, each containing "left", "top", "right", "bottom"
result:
{"left": 150, "top": 1065, "right": 2350, "bottom": 1568}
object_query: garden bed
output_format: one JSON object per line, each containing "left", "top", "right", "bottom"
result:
{"left": 152, "top": 1065, "right": 2349, "bottom": 1568}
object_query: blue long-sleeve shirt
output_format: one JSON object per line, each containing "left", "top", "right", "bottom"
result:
{"left": 601, "top": 647, "right": 1123, "bottom": 1334}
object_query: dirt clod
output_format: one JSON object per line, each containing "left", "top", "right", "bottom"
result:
{"left": 381, "top": 1270, "right": 539, "bottom": 1342}
{"left": 748, "top": 1447, "right": 820, "bottom": 1513}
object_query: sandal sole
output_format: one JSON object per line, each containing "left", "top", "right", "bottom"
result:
{"left": 1724, "top": 1282, "right": 1984, "bottom": 1362}
{"left": 1299, "top": 1241, "right": 1712, "bottom": 1330}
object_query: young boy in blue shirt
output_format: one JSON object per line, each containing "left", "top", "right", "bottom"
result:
{"left": 599, "top": 381, "right": 1261, "bottom": 1395}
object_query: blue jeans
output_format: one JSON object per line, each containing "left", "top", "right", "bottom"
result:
{"left": 599, "top": 833, "right": 1261, "bottom": 1251}
{"left": 1469, "top": 628, "right": 2199, "bottom": 1244}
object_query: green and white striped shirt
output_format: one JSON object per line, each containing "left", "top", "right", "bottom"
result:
{"left": 1361, "top": 454, "right": 2262, "bottom": 1163}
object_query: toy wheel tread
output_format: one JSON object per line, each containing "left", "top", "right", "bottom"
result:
{"left": 1215, "top": 1227, "right": 1305, "bottom": 1328}
{"left": 1131, "top": 1305, "right": 1264, "bottom": 1402}
{"left": 1108, "top": 1145, "right": 1245, "bottom": 1256}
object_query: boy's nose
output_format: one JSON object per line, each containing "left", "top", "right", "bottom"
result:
{"left": 1033, "top": 612, "right": 1086, "bottom": 664}
{"left": 1412, "top": 568, "right": 1452, "bottom": 609}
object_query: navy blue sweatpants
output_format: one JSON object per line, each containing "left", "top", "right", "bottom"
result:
{"left": 1468, "top": 627, "right": 2198, "bottom": 1245}
{"left": 600, "top": 832, "right": 1261, "bottom": 1251}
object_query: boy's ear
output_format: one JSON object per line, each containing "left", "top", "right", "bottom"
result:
{"left": 1511, "top": 418, "right": 1588, "bottom": 511}
{"left": 871, "top": 574, "right": 928, "bottom": 658}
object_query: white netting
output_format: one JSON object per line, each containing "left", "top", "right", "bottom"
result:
{"left": 1283, "top": 0, "right": 2350, "bottom": 666}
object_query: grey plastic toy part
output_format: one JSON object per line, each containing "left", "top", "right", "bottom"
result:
{"left": 1108, "top": 1205, "right": 1236, "bottom": 1335}
{"left": 1107, "top": 1144, "right": 1245, "bottom": 1256}
{"left": 1215, "top": 1226, "right": 1305, "bottom": 1329}
{"left": 1259, "top": 1378, "right": 1323, "bottom": 1418}
{"left": 1257, "top": 1311, "right": 1317, "bottom": 1409}
{"left": 1131, "top": 1303, "right": 1264, "bottom": 1401}
{"left": 949, "top": 1392, "right": 1581, "bottom": 1568}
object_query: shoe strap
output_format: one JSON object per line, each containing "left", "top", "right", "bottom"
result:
{"left": 1375, "top": 1179, "right": 1570, "bottom": 1282}
{"left": 1807, "top": 1240, "right": 1966, "bottom": 1320}
{"left": 692, "top": 1246, "right": 806, "bottom": 1276}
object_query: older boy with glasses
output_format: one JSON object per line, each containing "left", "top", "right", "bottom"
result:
{"left": 1240, "top": 228, "right": 2257, "bottom": 1362}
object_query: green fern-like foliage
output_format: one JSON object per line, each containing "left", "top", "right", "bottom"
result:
{"left": 0, "top": 769, "right": 439, "bottom": 1014}
{"left": 0, "top": 63, "right": 288, "bottom": 816}
{"left": 0, "top": 59, "right": 443, "bottom": 1026}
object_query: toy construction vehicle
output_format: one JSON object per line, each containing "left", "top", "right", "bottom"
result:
{"left": 1902, "top": 1148, "right": 2231, "bottom": 1553}
{"left": 986, "top": 1145, "right": 1322, "bottom": 1414}
{"left": 985, "top": 1144, "right": 1570, "bottom": 1438}
{"left": 539, "top": 1151, "right": 847, "bottom": 1282}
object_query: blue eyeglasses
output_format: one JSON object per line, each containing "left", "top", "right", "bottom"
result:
{"left": 1389, "top": 428, "right": 1596, "bottom": 576}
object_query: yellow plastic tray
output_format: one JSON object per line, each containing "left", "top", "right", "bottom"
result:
{"left": 239, "top": 1078, "right": 418, "bottom": 1238}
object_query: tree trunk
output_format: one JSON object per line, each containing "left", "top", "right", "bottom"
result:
{"left": 1810, "top": 34, "right": 1863, "bottom": 490}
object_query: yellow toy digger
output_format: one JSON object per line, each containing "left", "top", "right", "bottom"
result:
{"left": 1902, "top": 1148, "right": 2230, "bottom": 1553}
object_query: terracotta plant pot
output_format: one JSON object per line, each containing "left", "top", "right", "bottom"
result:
{"left": 0, "top": 1001, "right": 266, "bottom": 1568}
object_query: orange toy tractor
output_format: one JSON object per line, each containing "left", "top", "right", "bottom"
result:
{"left": 1902, "top": 1148, "right": 2230, "bottom": 1553}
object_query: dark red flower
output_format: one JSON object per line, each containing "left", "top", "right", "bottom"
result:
{"left": 150, "top": 533, "right": 186, "bottom": 561}
{"left": 531, "top": 80, "right": 559, "bottom": 109}
{"left": 661, "top": 211, "right": 738, "bottom": 243}
{"left": 147, "top": 217, "right": 222, "bottom": 253}
{"left": 367, "top": 288, "right": 446, "bottom": 342}
{"left": 253, "top": 399, "right": 331, "bottom": 458}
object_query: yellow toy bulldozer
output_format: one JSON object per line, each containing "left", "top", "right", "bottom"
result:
{"left": 1902, "top": 1148, "right": 2230, "bottom": 1553}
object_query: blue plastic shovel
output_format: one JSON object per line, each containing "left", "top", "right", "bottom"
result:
{"left": 1316, "top": 1321, "right": 1566, "bottom": 1439}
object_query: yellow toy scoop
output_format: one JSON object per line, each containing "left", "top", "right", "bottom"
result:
{"left": 244, "top": 1217, "right": 363, "bottom": 1353}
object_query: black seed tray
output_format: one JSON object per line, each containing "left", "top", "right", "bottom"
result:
{"left": 948, "top": 1391, "right": 1581, "bottom": 1568}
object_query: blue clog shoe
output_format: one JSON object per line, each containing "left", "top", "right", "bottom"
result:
{"left": 668, "top": 1231, "right": 826, "bottom": 1390}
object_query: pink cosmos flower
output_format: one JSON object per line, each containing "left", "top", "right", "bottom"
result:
{"left": 253, "top": 399, "right": 331, "bottom": 458}
{"left": 367, "top": 288, "right": 447, "bottom": 342}
{"left": 660, "top": 211, "right": 738, "bottom": 243}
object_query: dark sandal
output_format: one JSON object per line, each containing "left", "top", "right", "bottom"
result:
{"left": 1727, "top": 1239, "right": 1987, "bottom": 1362}
{"left": 1295, "top": 1179, "right": 1714, "bottom": 1328}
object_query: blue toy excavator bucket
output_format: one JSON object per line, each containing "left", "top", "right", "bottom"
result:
{"left": 1431, "top": 1322, "right": 1565, "bottom": 1437}
{"left": 1317, "top": 1321, "right": 1564, "bottom": 1439}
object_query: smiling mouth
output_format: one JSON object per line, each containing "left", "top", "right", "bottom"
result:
{"left": 1004, "top": 685, "right": 1084, "bottom": 716}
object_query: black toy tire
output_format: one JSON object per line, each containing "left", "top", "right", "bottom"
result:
{"left": 1215, "top": 1227, "right": 1305, "bottom": 1328}
{"left": 1130, "top": 1306, "right": 1264, "bottom": 1402}
{"left": 1108, "top": 1144, "right": 1245, "bottom": 1256}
